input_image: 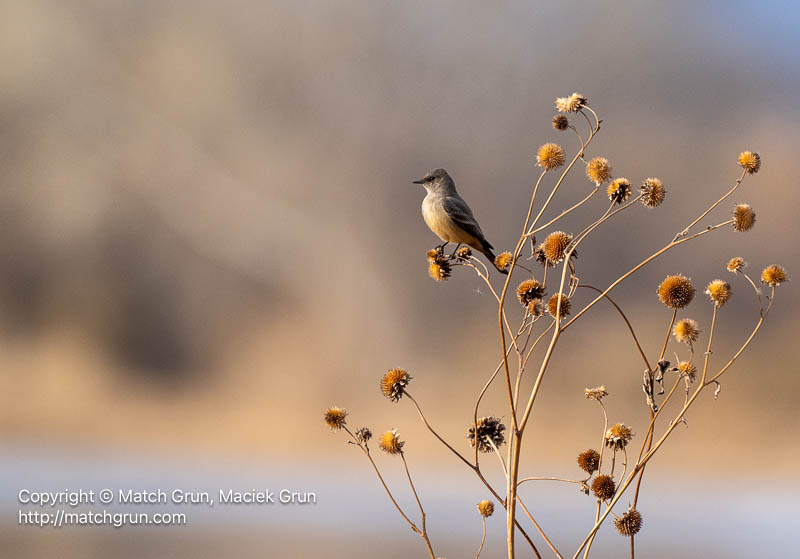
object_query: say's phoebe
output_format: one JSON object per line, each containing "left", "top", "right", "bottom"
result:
{"left": 413, "top": 168, "right": 507, "bottom": 274}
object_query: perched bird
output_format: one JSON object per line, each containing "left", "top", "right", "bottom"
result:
{"left": 413, "top": 168, "right": 507, "bottom": 274}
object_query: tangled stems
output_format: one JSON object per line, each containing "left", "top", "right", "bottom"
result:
{"left": 572, "top": 288, "right": 775, "bottom": 559}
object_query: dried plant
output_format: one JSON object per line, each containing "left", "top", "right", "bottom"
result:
{"left": 324, "top": 93, "right": 786, "bottom": 558}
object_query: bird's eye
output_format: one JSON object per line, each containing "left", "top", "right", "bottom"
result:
{"left": 425, "top": 176, "right": 433, "bottom": 182}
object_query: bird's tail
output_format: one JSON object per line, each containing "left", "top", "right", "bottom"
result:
{"left": 479, "top": 241, "right": 508, "bottom": 275}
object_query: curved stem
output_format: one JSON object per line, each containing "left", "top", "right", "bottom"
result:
{"left": 475, "top": 517, "right": 487, "bottom": 559}
{"left": 400, "top": 452, "right": 436, "bottom": 558}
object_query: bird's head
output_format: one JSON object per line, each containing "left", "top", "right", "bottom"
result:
{"left": 413, "top": 168, "right": 454, "bottom": 193}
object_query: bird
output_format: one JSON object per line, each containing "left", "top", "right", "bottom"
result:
{"left": 412, "top": 168, "right": 507, "bottom": 274}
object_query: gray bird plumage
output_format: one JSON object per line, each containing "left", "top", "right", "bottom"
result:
{"left": 413, "top": 168, "right": 506, "bottom": 274}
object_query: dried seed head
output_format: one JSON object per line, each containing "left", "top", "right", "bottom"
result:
{"left": 527, "top": 299, "right": 545, "bottom": 318}
{"left": 552, "top": 114, "right": 569, "bottom": 131}
{"left": 555, "top": 92, "right": 588, "bottom": 113}
{"left": 657, "top": 275, "right": 695, "bottom": 309}
{"left": 585, "top": 386, "right": 608, "bottom": 401}
{"left": 355, "top": 427, "right": 372, "bottom": 444}
{"left": 727, "top": 257, "right": 746, "bottom": 274}
{"left": 591, "top": 475, "right": 616, "bottom": 501}
{"left": 737, "top": 150, "right": 761, "bottom": 174}
{"left": 732, "top": 204, "right": 756, "bottom": 232}
{"left": 535, "top": 244, "right": 554, "bottom": 267}
{"left": 586, "top": 157, "right": 612, "bottom": 185}
{"left": 640, "top": 178, "right": 666, "bottom": 208}
{"left": 427, "top": 248, "right": 441, "bottom": 261}
{"left": 673, "top": 318, "right": 700, "bottom": 344}
{"left": 547, "top": 293, "right": 571, "bottom": 319}
{"left": 605, "top": 423, "right": 634, "bottom": 450}
{"left": 428, "top": 255, "right": 452, "bottom": 281}
{"left": 477, "top": 500, "right": 495, "bottom": 517}
{"left": 577, "top": 449, "right": 601, "bottom": 474}
{"left": 495, "top": 252, "right": 514, "bottom": 272}
{"left": 761, "top": 265, "right": 787, "bottom": 287}
{"left": 615, "top": 507, "right": 643, "bottom": 536}
{"left": 543, "top": 231, "right": 573, "bottom": 263}
{"left": 455, "top": 246, "right": 472, "bottom": 260}
{"left": 468, "top": 416, "right": 506, "bottom": 453}
{"left": 607, "top": 178, "right": 632, "bottom": 204}
{"left": 517, "top": 279, "right": 546, "bottom": 306}
{"left": 380, "top": 368, "right": 412, "bottom": 402}
{"left": 324, "top": 407, "right": 347, "bottom": 431}
{"left": 678, "top": 361, "right": 697, "bottom": 382}
{"left": 379, "top": 429, "right": 404, "bottom": 455}
{"left": 537, "top": 143, "right": 566, "bottom": 170}
{"left": 705, "top": 280, "right": 732, "bottom": 307}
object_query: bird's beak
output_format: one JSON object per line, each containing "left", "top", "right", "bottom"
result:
{"left": 412, "top": 179, "right": 425, "bottom": 184}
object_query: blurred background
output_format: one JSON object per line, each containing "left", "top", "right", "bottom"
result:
{"left": 0, "top": 1, "right": 797, "bottom": 557}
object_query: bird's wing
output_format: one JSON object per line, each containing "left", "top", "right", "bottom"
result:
{"left": 443, "top": 196, "right": 489, "bottom": 244}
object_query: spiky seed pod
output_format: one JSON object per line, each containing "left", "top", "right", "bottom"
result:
{"left": 537, "top": 143, "right": 566, "bottom": 170}
{"left": 607, "top": 178, "right": 632, "bottom": 204}
{"left": 380, "top": 368, "right": 412, "bottom": 402}
{"left": 577, "top": 449, "right": 601, "bottom": 474}
{"left": 640, "top": 177, "right": 666, "bottom": 208}
{"left": 615, "top": 507, "right": 643, "bottom": 536}
{"left": 378, "top": 429, "right": 404, "bottom": 455}
{"left": 555, "top": 92, "right": 588, "bottom": 113}
{"left": 355, "top": 427, "right": 372, "bottom": 444}
{"left": 737, "top": 150, "right": 761, "bottom": 174}
{"left": 678, "top": 361, "right": 697, "bottom": 382}
{"left": 495, "top": 252, "right": 514, "bottom": 272}
{"left": 585, "top": 386, "right": 608, "bottom": 401}
{"left": 427, "top": 248, "right": 441, "bottom": 261}
{"left": 552, "top": 114, "right": 569, "bottom": 131}
{"left": 527, "top": 299, "right": 545, "bottom": 318}
{"left": 455, "top": 246, "right": 472, "bottom": 260}
{"left": 726, "top": 257, "right": 746, "bottom": 274}
{"left": 547, "top": 294, "right": 571, "bottom": 318}
{"left": 543, "top": 231, "right": 573, "bottom": 263}
{"left": 591, "top": 475, "right": 616, "bottom": 501}
{"left": 761, "top": 265, "right": 787, "bottom": 287}
{"left": 732, "top": 204, "right": 756, "bottom": 232}
{"left": 673, "top": 318, "right": 700, "bottom": 344}
{"left": 706, "top": 280, "right": 732, "bottom": 307}
{"left": 467, "top": 417, "right": 506, "bottom": 453}
{"left": 477, "top": 500, "right": 495, "bottom": 517}
{"left": 605, "top": 423, "right": 634, "bottom": 450}
{"left": 657, "top": 275, "right": 695, "bottom": 309}
{"left": 586, "top": 157, "right": 612, "bottom": 186}
{"left": 428, "top": 256, "right": 452, "bottom": 281}
{"left": 324, "top": 407, "right": 347, "bottom": 431}
{"left": 517, "top": 279, "right": 546, "bottom": 306}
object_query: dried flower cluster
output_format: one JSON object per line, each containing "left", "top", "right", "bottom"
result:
{"left": 555, "top": 92, "right": 587, "bottom": 113}
{"left": 547, "top": 293, "right": 571, "bottom": 318}
{"left": 586, "top": 157, "right": 612, "bottom": 185}
{"left": 615, "top": 507, "right": 643, "bottom": 536}
{"left": 577, "top": 449, "right": 601, "bottom": 474}
{"left": 640, "top": 177, "right": 666, "bottom": 208}
{"left": 605, "top": 423, "right": 633, "bottom": 450}
{"left": 673, "top": 318, "right": 700, "bottom": 344}
{"left": 705, "top": 280, "right": 731, "bottom": 307}
{"left": 494, "top": 251, "right": 513, "bottom": 272}
{"left": 537, "top": 143, "right": 566, "bottom": 170}
{"left": 607, "top": 178, "right": 632, "bottom": 204}
{"left": 592, "top": 475, "right": 616, "bottom": 501}
{"left": 657, "top": 275, "right": 695, "bottom": 309}
{"left": 468, "top": 416, "right": 506, "bottom": 453}
{"left": 477, "top": 500, "right": 495, "bottom": 517}
{"left": 379, "top": 429, "right": 404, "bottom": 455}
{"left": 516, "top": 278, "right": 545, "bottom": 306}
{"left": 381, "top": 368, "right": 412, "bottom": 402}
